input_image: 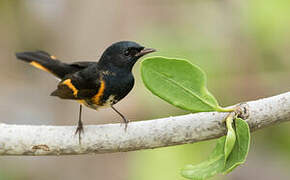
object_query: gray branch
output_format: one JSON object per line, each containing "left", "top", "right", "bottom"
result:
{"left": 0, "top": 92, "right": 289, "bottom": 156}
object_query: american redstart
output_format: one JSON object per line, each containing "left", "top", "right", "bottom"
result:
{"left": 16, "top": 41, "right": 156, "bottom": 143}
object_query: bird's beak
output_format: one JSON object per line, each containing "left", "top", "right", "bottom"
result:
{"left": 135, "top": 48, "right": 156, "bottom": 57}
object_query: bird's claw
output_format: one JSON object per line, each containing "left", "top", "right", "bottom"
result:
{"left": 75, "top": 124, "right": 84, "bottom": 145}
{"left": 120, "top": 120, "right": 130, "bottom": 132}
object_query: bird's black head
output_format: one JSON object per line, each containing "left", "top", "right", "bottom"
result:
{"left": 98, "top": 41, "right": 156, "bottom": 71}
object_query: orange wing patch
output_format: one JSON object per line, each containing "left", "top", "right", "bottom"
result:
{"left": 92, "top": 80, "right": 105, "bottom": 105}
{"left": 62, "top": 79, "right": 78, "bottom": 97}
{"left": 30, "top": 61, "right": 51, "bottom": 74}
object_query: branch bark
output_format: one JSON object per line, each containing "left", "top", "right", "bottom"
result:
{"left": 0, "top": 92, "right": 289, "bottom": 156}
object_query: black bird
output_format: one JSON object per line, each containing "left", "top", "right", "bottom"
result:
{"left": 16, "top": 41, "right": 156, "bottom": 142}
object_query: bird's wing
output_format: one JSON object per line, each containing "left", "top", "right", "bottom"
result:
{"left": 50, "top": 68, "right": 105, "bottom": 102}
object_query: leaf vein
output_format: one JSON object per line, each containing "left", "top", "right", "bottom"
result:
{"left": 148, "top": 69, "right": 216, "bottom": 109}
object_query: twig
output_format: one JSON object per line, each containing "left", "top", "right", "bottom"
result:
{"left": 0, "top": 92, "right": 289, "bottom": 156}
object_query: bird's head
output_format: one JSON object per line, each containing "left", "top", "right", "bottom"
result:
{"left": 98, "top": 41, "right": 156, "bottom": 71}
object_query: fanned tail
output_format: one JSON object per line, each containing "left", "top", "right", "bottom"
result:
{"left": 15, "top": 51, "right": 77, "bottom": 79}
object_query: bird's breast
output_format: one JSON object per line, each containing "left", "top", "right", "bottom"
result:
{"left": 102, "top": 73, "right": 135, "bottom": 103}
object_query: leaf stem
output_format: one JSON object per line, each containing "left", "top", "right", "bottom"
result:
{"left": 224, "top": 112, "right": 237, "bottom": 160}
{"left": 216, "top": 107, "right": 235, "bottom": 112}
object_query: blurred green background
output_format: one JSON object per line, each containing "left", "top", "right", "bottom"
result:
{"left": 0, "top": 0, "right": 289, "bottom": 180}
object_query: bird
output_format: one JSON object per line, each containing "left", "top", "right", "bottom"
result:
{"left": 15, "top": 41, "right": 156, "bottom": 143}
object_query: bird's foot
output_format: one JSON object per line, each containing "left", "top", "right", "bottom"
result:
{"left": 75, "top": 123, "right": 84, "bottom": 145}
{"left": 121, "top": 119, "right": 130, "bottom": 132}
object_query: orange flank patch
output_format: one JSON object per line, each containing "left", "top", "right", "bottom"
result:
{"left": 50, "top": 55, "right": 56, "bottom": 60}
{"left": 92, "top": 80, "right": 105, "bottom": 105}
{"left": 30, "top": 61, "right": 51, "bottom": 73}
{"left": 62, "top": 79, "right": 78, "bottom": 97}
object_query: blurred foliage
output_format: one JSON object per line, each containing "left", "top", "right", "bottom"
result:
{"left": 0, "top": 169, "right": 29, "bottom": 180}
{"left": 0, "top": 0, "right": 289, "bottom": 179}
{"left": 131, "top": 0, "right": 290, "bottom": 180}
{"left": 130, "top": 141, "right": 216, "bottom": 180}
{"left": 245, "top": 0, "right": 290, "bottom": 72}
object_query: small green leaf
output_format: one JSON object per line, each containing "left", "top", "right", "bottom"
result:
{"left": 223, "top": 118, "right": 250, "bottom": 173}
{"left": 141, "top": 57, "right": 224, "bottom": 112}
{"left": 181, "top": 137, "right": 226, "bottom": 180}
{"left": 224, "top": 115, "right": 236, "bottom": 160}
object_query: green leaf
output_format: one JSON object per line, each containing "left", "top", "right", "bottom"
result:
{"left": 141, "top": 57, "right": 224, "bottom": 112}
{"left": 223, "top": 118, "right": 250, "bottom": 173}
{"left": 181, "top": 118, "right": 251, "bottom": 179}
{"left": 181, "top": 137, "right": 226, "bottom": 180}
{"left": 224, "top": 115, "right": 236, "bottom": 160}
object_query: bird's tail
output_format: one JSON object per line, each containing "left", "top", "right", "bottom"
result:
{"left": 16, "top": 51, "right": 76, "bottom": 79}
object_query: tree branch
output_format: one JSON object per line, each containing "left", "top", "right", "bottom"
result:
{"left": 0, "top": 92, "right": 289, "bottom": 156}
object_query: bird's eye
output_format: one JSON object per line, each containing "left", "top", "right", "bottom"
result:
{"left": 124, "top": 50, "right": 130, "bottom": 56}
{"left": 124, "top": 48, "right": 139, "bottom": 56}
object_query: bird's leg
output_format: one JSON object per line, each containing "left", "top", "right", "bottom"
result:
{"left": 111, "top": 105, "right": 129, "bottom": 131}
{"left": 75, "top": 104, "right": 84, "bottom": 144}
